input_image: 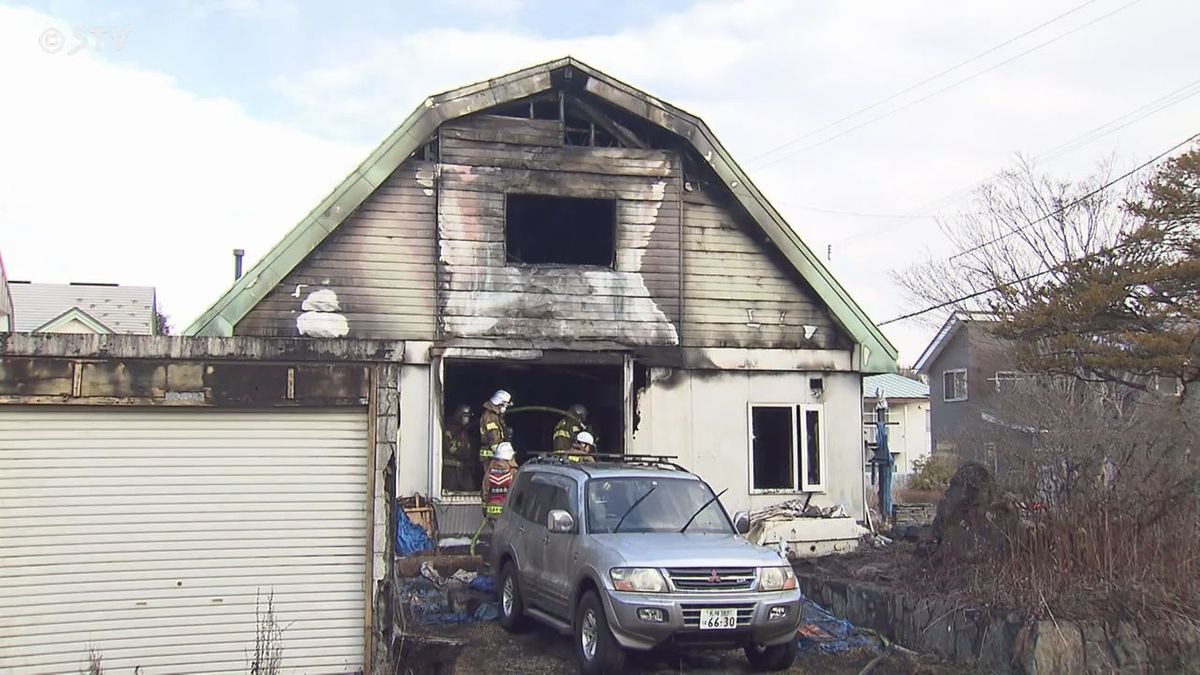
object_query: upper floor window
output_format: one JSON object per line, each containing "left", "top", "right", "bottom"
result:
{"left": 505, "top": 194, "right": 615, "bottom": 267}
{"left": 943, "top": 369, "right": 967, "bottom": 402}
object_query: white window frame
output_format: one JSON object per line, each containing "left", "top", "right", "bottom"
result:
{"left": 747, "top": 403, "right": 826, "bottom": 495}
{"left": 943, "top": 369, "right": 968, "bottom": 402}
{"left": 993, "top": 370, "right": 1021, "bottom": 393}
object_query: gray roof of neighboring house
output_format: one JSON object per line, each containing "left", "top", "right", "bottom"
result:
{"left": 7, "top": 282, "right": 156, "bottom": 333}
{"left": 864, "top": 373, "right": 929, "bottom": 400}
{"left": 913, "top": 311, "right": 1001, "bottom": 373}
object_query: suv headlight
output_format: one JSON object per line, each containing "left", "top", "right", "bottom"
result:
{"left": 610, "top": 567, "right": 667, "bottom": 593}
{"left": 758, "top": 566, "right": 797, "bottom": 592}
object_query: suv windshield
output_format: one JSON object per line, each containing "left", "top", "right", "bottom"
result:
{"left": 586, "top": 477, "right": 731, "bottom": 534}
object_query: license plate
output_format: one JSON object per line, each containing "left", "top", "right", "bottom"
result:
{"left": 698, "top": 608, "right": 738, "bottom": 630}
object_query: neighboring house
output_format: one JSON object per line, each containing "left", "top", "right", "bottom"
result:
{"left": 0, "top": 253, "right": 11, "bottom": 333}
{"left": 6, "top": 281, "right": 157, "bottom": 334}
{"left": 862, "top": 372, "right": 930, "bottom": 484}
{"left": 187, "top": 58, "right": 898, "bottom": 533}
{"left": 914, "top": 312, "right": 1016, "bottom": 455}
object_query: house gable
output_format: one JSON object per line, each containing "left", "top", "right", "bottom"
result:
{"left": 34, "top": 307, "right": 113, "bottom": 334}
{"left": 186, "top": 58, "right": 896, "bottom": 371}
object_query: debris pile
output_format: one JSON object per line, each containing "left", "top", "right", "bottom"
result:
{"left": 396, "top": 563, "right": 498, "bottom": 625}
{"left": 796, "top": 597, "right": 882, "bottom": 654}
{"left": 749, "top": 498, "right": 850, "bottom": 525}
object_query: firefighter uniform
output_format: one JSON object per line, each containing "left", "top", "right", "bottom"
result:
{"left": 482, "top": 446, "right": 518, "bottom": 520}
{"left": 551, "top": 404, "right": 588, "bottom": 453}
{"left": 442, "top": 407, "right": 477, "bottom": 492}
{"left": 478, "top": 389, "right": 512, "bottom": 464}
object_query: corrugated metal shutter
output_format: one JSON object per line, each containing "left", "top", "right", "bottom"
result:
{"left": 0, "top": 407, "right": 368, "bottom": 675}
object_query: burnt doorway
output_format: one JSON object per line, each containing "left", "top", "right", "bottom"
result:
{"left": 443, "top": 360, "right": 625, "bottom": 470}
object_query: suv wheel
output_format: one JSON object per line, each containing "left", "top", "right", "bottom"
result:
{"left": 498, "top": 562, "right": 527, "bottom": 632}
{"left": 575, "top": 591, "right": 626, "bottom": 675}
{"left": 744, "top": 638, "right": 797, "bottom": 672}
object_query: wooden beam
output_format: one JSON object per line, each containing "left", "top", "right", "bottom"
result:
{"left": 567, "top": 96, "right": 647, "bottom": 149}
{"left": 363, "top": 367, "right": 379, "bottom": 674}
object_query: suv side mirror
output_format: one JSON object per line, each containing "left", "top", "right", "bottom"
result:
{"left": 548, "top": 509, "right": 575, "bottom": 534}
{"left": 733, "top": 511, "right": 750, "bottom": 535}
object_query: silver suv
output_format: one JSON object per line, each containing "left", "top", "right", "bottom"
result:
{"left": 489, "top": 455, "right": 801, "bottom": 674}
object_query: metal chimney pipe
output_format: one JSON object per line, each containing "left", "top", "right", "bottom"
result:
{"left": 233, "top": 249, "right": 245, "bottom": 280}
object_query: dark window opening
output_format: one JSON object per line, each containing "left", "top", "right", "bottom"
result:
{"left": 441, "top": 360, "right": 625, "bottom": 494}
{"left": 505, "top": 194, "right": 615, "bottom": 266}
{"left": 490, "top": 98, "right": 560, "bottom": 120}
{"left": 803, "top": 408, "right": 821, "bottom": 487}
{"left": 751, "top": 406, "right": 793, "bottom": 490}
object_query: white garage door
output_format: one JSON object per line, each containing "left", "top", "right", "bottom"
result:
{"left": 0, "top": 408, "right": 368, "bottom": 675}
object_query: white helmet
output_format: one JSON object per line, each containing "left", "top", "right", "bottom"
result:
{"left": 574, "top": 431, "right": 595, "bottom": 448}
{"left": 494, "top": 442, "right": 515, "bottom": 462}
{"left": 490, "top": 390, "right": 513, "bottom": 407}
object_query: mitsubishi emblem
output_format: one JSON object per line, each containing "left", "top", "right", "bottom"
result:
{"left": 708, "top": 569, "right": 722, "bottom": 584}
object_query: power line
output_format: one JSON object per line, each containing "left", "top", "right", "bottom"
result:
{"left": 752, "top": 0, "right": 1142, "bottom": 171}
{"left": 946, "top": 131, "right": 1199, "bottom": 262}
{"left": 879, "top": 132, "right": 1199, "bottom": 326}
{"left": 747, "top": 0, "right": 1102, "bottom": 164}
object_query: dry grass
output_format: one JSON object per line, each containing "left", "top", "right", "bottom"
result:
{"left": 249, "top": 589, "right": 285, "bottom": 675}
{"left": 81, "top": 646, "right": 103, "bottom": 675}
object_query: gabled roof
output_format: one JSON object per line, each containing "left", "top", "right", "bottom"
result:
{"left": 864, "top": 373, "right": 928, "bottom": 400}
{"left": 33, "top": 307, "right": 113, "bottom": 334}
{"left": 913, "top": 312, "right": 999, "bottom": 374}
{"left": 184, "top": 57, "right": 898, "bottom": 372}
{"left": 8, "top": 282, "right": 156, "bottom": 334}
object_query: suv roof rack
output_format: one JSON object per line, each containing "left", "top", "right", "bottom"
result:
{"left": 527, "top": 453, "right": 691, "bottom": 474}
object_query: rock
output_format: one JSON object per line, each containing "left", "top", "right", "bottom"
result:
{"left": 931, "top": 462, "right": 1022, "bottom": 564}
{"left": 1109, "top": 622, "right": 1150, "bottom": 673}
{"left": 1078, "top": 621, "right": 1117, "bottom": 674}
{"left": 1022, "top": 621, "right": 1084, "bottom": 675}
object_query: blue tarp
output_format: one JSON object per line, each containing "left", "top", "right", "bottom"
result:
{"left": 795, "top": 597, "right": 881, "bottom": 653}
{"left": 396, "top": 504, "right": 434, "bottom": 556}
{"left": 398, "top": 574, "right": 499, "bottom": 625}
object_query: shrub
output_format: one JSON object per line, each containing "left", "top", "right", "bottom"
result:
{"left": 907, "top": 454, "right": 957, "bottom": 493}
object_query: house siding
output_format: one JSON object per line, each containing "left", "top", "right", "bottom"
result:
{"left": 237, "top": 161, "right": 438, "bottom": 339}
{"left": 435, "top": 114, "right": 682, "bottom": 346}
{"left": 927, "top": 324, "right": 974, "bottom": 452}
{"left": 681, "top": 185, "right": 841, "bottom": 349}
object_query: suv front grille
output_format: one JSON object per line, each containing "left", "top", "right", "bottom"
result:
{"left": 680, "top": 603, "right": 756, "bottom": 629}
{"left": 667, "top": 567, "right": 756, "bottom": 592}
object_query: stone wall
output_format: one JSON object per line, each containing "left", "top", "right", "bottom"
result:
{"left": 893, "top": 502, "right": 935, "bottom": 527}
{"left": 797, "top": 574, "right": 1200, "bottom": 674}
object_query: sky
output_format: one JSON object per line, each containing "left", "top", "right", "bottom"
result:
{"left": 1, "top": 0, "right": 1197, "bottom": 365}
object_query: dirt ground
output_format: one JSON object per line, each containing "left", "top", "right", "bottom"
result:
{"left": 414, "top": 620, "right": 973, "bottom": 675}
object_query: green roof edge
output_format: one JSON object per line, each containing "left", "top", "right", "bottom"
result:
{"left": 184, "top": 57, "right": 897, "bottom": 373}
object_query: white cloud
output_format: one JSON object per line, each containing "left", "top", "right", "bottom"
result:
{"left": 0, "top": 5, "right": 364, "bottom": 332}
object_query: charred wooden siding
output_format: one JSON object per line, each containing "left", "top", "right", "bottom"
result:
{"left": 237, "top": 161, "right": 437, "bottom": 339}
{"left": 681, "top": 186, "right": 842, "bottom": 349}
{"left": 436, "top": 114, "right": 682, "bottom": 346}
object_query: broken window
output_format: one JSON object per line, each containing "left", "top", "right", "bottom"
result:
{"left": 440, "top": 360, "right": 625, "bottom": 495}
{"left": 750, "top": 404, "right": 825, "bottom": 492}
{"left": 943, "top": 369, "right": 967, "bottom": 402}
{"left": 505, "top": 194, "right": 615, "bottom": 266}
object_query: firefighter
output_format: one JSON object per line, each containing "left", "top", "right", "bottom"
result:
{"left": 479, "top": 389, "right": 512, "bottom": 466}
{"left": 482, "top": 442, "right": 518, "bottom": 520}
{"left": 568, "top": 430, "right": 596, "bottom": 463}
{"left": 470, "top": 441, "right": 518, "bottom": 556}
{"left": 551, "top": 404, "right": 588, "bottom": 453}
{"left": 442, "top": 405, "right": 476, "bottom": 491}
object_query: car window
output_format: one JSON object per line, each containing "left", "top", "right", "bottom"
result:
{"left": 507, "top": 471, "right": 534, "bottom": 520}
{"left": 586, "top": 477, "right": 731, "bottom": 534}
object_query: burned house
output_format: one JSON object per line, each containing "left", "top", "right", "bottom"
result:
{"left": 187, "top": 58, "right": 897, "bottom": 532}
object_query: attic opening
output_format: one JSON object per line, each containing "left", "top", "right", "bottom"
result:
{"left": 440, "top": 360, "right": 625, "bottom": 495}
{"left": 505, "top": 193, "right": 616, "bottom": 266}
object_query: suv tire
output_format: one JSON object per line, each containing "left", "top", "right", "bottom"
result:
{"left": 575, "top": 590, "right": 626, "bottom": 675}
{"left": 744, "top": 638, "right": 797, "bottom": 672}
{"left": 498, "top": 562, "right": 527, "bottom": 632}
